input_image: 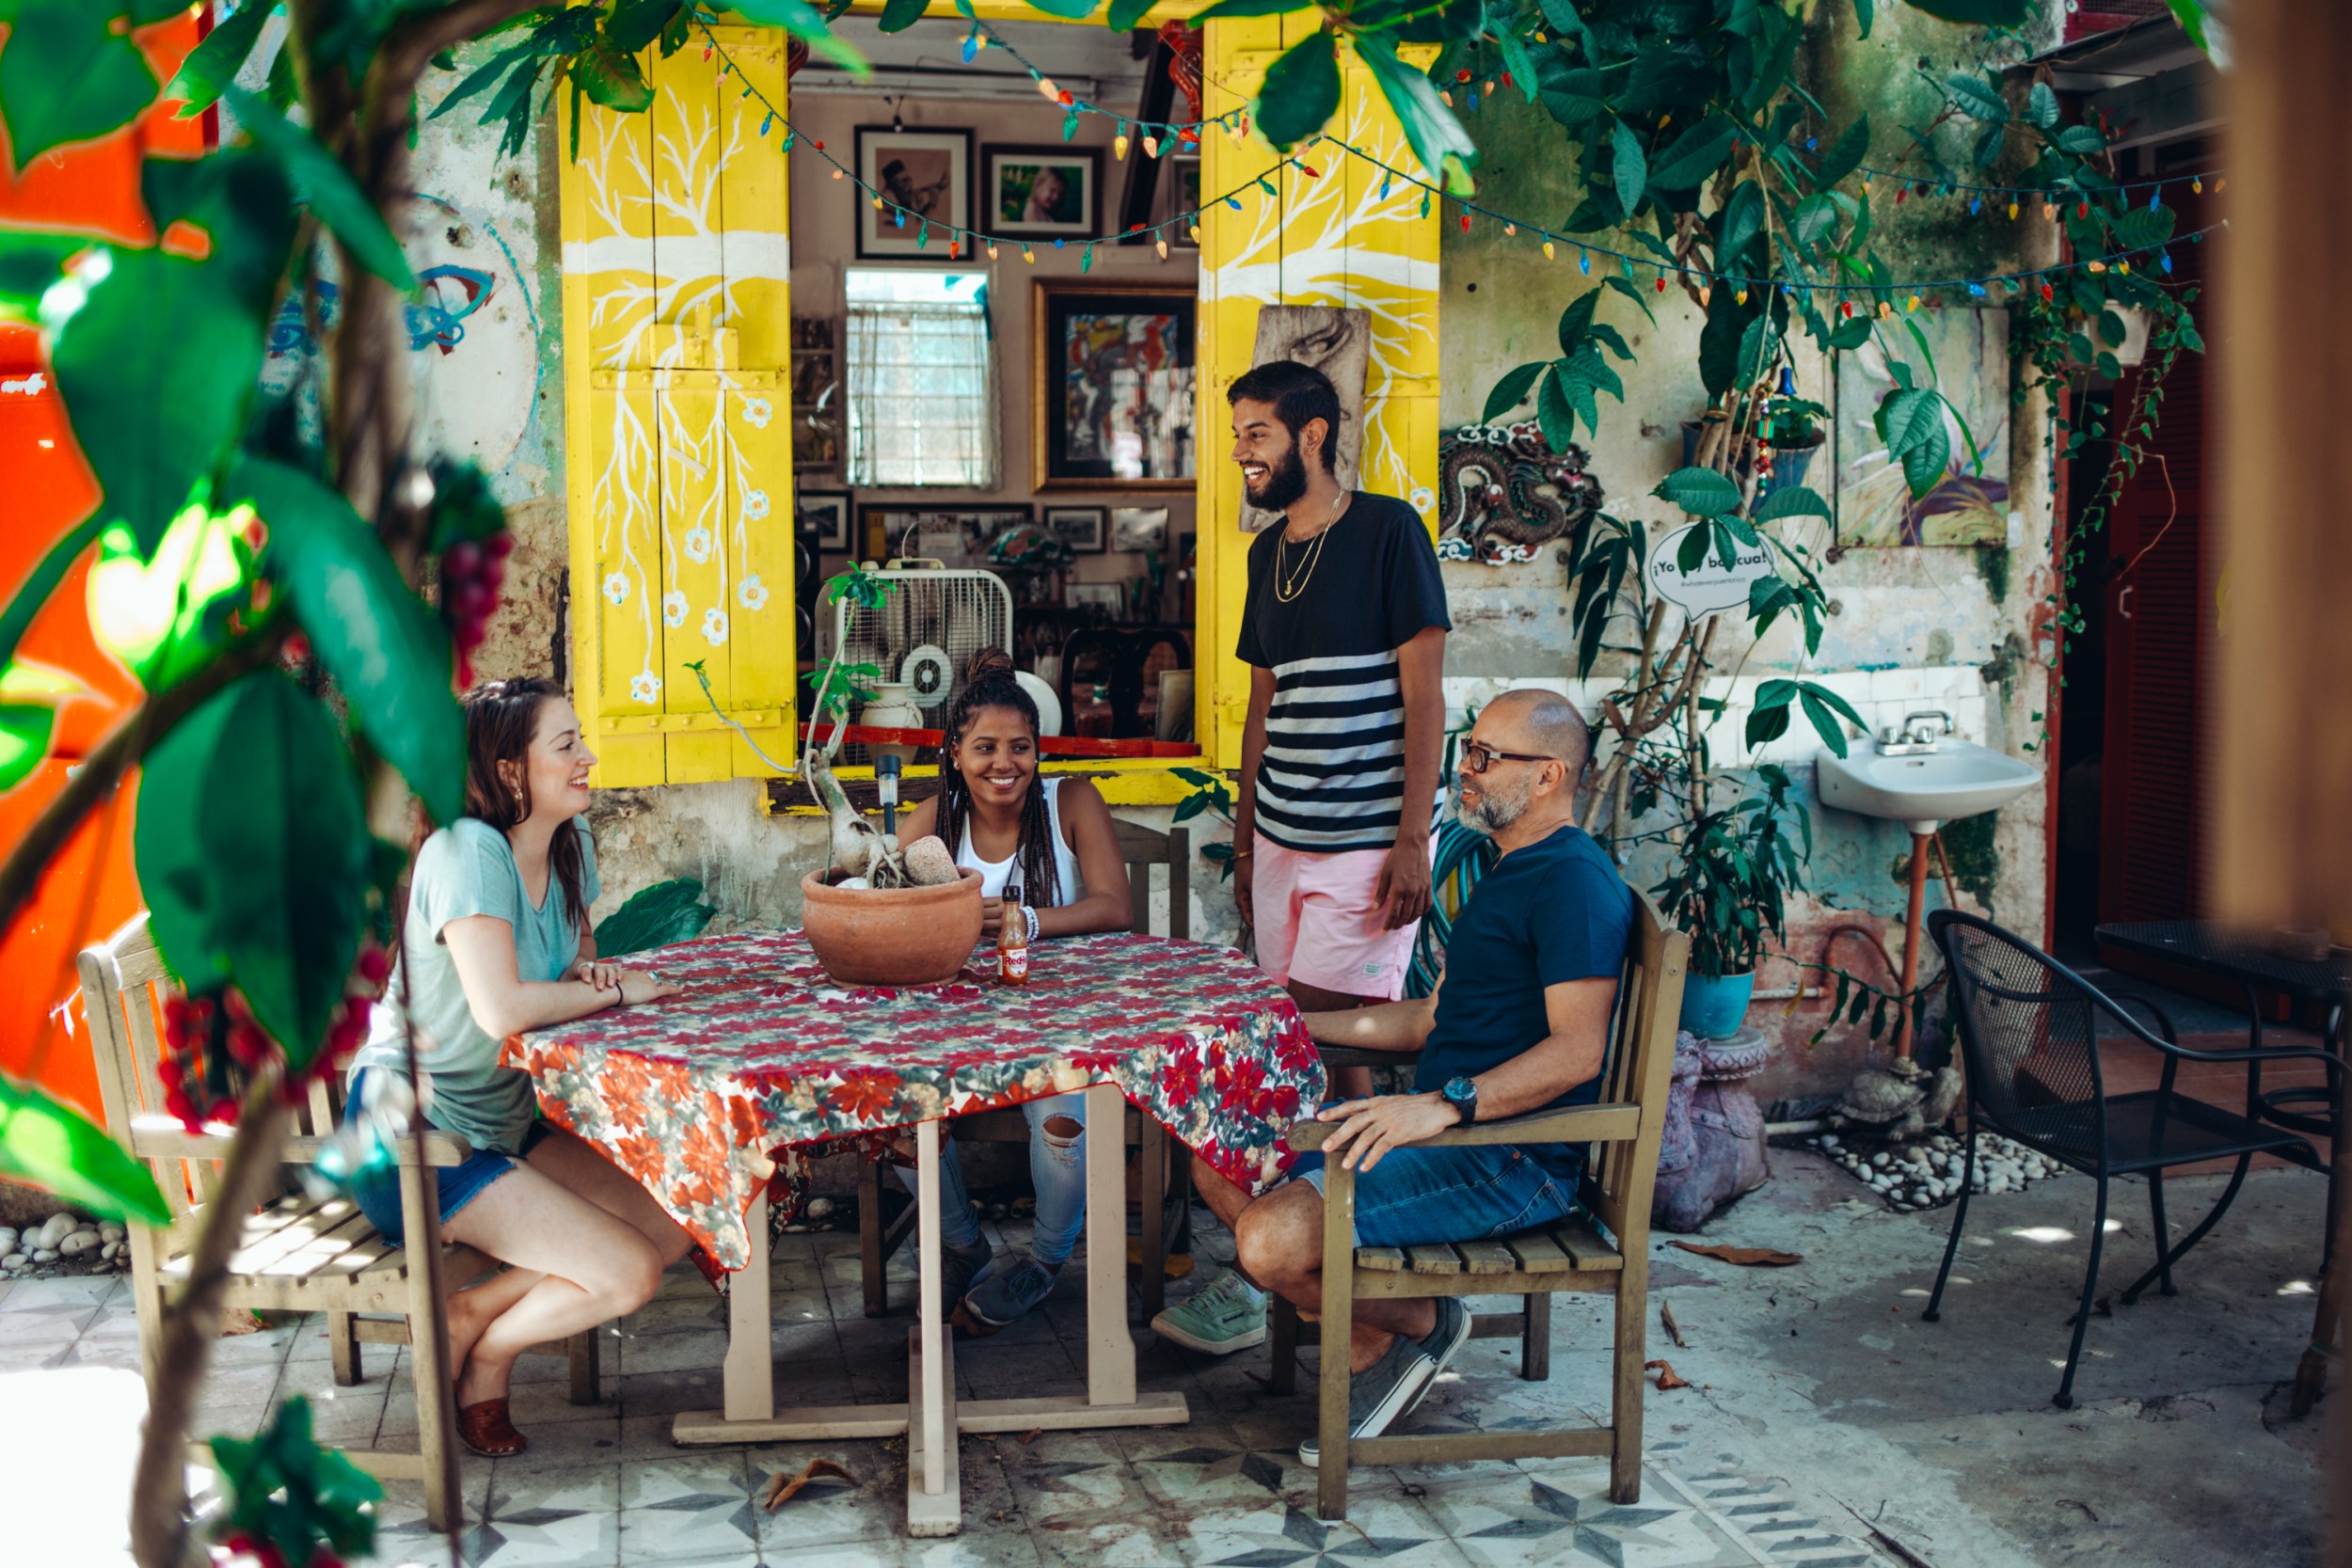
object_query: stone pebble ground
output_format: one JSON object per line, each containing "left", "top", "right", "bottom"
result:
{"left": 0, "top": 1209, "right": 131, "bottom": 1280}
{"left": 1807, "top": 1129, "right": 2067, "bottom": 1212}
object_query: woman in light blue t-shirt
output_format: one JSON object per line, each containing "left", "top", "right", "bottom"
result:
{"left": 347, "top": 677, "right": 687, "bottom": 1459}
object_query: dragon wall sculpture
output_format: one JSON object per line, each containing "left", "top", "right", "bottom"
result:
{"left": 1435, "top": 421, "right": 1604, "bottom": 566}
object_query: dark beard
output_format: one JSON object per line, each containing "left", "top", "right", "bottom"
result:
{"left": 1246, "top": 442, "right": 1311, "bottom": 512}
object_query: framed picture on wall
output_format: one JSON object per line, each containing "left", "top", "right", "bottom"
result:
{"left": 1043, "top": 505, "right": 1107, "bottom": 553}
{"left": 1156, "top": 155, "right": 1201, "bottom": 247}
{"left": 1032, "top": 279, "right": 1197, "bottom": 492}
{"left": 1108, "top": 506, "right": 1168, "bottom": 552}
{"left": 1067, "top": 581, "right": 1125, "bottom": 619}
{"left": 859, "top": 504, "right": 1033, "bottom": 562}
{"left": 796, "top": 488, "right": 852, "bottom": 551}
{"left": 856, "top": 127, "right": 973, "bottom": 259}
{"left": 986, "top": 144, "right": 1103, "bottom": 238}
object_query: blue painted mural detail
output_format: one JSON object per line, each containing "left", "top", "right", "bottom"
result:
{"left": 265, "top": 264, "right": 500, "bottom": 359}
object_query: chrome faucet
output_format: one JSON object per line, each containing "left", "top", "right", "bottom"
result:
{"left": 1880, "top": 710, "right": 1952, "bottom": 755}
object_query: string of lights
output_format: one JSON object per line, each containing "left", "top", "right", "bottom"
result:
{"left": 692, "top": 17, "right": 2217, "bottom": 298}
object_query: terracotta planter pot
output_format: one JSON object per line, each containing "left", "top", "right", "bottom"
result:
{"left": 800, "top": 867, "right": 985, "bottom": 987}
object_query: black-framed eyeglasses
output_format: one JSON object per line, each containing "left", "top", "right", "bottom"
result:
{"left": 1460, "top": 739, "right": 1558, "bottom": 775}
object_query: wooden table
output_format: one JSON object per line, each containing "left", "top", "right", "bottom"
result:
{"left": 504, "top": 929, "right": 1324, "bottom": 1535}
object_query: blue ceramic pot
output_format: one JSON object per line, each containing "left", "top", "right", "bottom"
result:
{"left": 1677, "top": 970, "right": 1756, "bottom": 1039}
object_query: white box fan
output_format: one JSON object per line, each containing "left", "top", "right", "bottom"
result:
{"left": 831, "top": 562, "right": 1014, "bottom": 752}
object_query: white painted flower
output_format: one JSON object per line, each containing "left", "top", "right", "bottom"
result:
{"left": 628, "top": 670, "right": 660, "bottom": 703}
{"left": 740, "top": 487, "right": 771, "bottom": 522}
{"left": 683, "top": 526, "right": 713, "bottom": 563}
{"left": 738, "top": 574, "right": 770, "bottom": 611}
{"left": 702, "top": 608, "right": 729, "bottom": 646}
{"left": 1409, "top": 485, "right": 1437, "bottom": 514}
{"left": 740, "top": 394, "right": 773, "bottom": 429}
{"left": 603, "top": 571, "right": 629, "bottom": 606}
{"left": 662, "top": 591, "right": 689, "bottom": 628}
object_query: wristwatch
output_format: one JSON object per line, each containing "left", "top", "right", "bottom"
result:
{"left": 1439, "top": 1075, "right": 1479, "bottom": 1127}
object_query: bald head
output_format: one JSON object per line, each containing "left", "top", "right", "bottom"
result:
{"left": 1486, "top": 688, "right": 1592, "bottom": 779}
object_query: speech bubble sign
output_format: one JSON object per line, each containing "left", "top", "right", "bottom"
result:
{"left": 1646, "top": 523, "right": 1774, "bottom": 616}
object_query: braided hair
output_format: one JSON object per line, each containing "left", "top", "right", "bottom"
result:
{"left": 935, "top": 648, "right": 1062, "bottom": 909}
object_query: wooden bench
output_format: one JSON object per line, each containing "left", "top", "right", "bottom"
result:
{"left": 80, "top": 914, "right": 599, "bottom": 1530}
{"left": 1267, "top": 890, "right": 1688, "bottom": 1519}
{"left": 859, "top": 819, "right": 1194, "bottom": 1319}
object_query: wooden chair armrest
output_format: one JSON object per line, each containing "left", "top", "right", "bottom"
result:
{"left": 1316, "top": 1045, "right": 1422, "bottom": 1073}
{"left": 128, "top": 1115, "right": 474, "bottom": 1167}
{"left": 1286, "top": 1101, "right": 1639, "bottom": 1153}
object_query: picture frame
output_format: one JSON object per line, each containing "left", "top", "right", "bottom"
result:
{"left": 1108, "top": 505, "right": 1168, "bottom": 553}
{"left": 1066, "top": 581, "right": 1125, "bottom": 619}
{"left": 858, "top": 504, "right": 1033, "bottom": 563}
{"left": 855, "top": 127, "right": 973, "bottom": 260}
{"left": 796, "top": 488, "right": 852, "bottom": 552}
{"left": 986, "top": 144, "right": 1103, "bottom": 238}
{"left": 1158, "top": 156, "right": 1201, "bottom": 247}
{"left": 1044, "top": 505, "right": 1108, "bottom": 554}
{"left": 1032, "top": 279, "right": 1197, "bottom": 492}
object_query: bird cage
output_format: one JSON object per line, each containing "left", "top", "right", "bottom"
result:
{"left": 829, "top": 562, "right": 1013, "bottom": 763}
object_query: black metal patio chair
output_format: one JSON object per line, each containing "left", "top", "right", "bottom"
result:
{"left": 1921, "top": 910, "right": 2342, "bottom": 1408}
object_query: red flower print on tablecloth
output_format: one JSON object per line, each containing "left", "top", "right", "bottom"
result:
{"left": 505, "top": 930, "right": 1322, "bottom": 1268}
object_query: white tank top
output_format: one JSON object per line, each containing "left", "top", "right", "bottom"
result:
{"left": 955, "top": 777, "right": 1086, "bottom": 907}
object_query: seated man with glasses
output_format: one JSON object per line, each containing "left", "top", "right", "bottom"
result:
{"left": 1166, "top": 687, "right": 1633, "bottom": 1465}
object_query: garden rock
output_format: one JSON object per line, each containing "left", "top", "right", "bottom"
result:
{"left": 35, "top": 1212, "right": 79, "bottom": 1252}
{"left": 59, "top": 1230, "right": 101, "bottom": 1257}
{"left": 0, "top": 1227, "right": 17, "bottom": 1259}
{"left": 1652, "top": 1026, "right": 1772, "bottom": 1232}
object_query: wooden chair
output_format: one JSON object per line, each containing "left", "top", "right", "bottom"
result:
{"left": 860, "top": 818, "right": 1195, "bottom": 1319}
{"left": 78, "top": 914, "right": 600, "bottom": 1530}
{"left": 1267, "top": 890, "right": 1688, "bottom": 1519}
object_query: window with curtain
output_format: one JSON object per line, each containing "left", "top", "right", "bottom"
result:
{"left": 843, "top": 270, "right": 998, "bottom": 488}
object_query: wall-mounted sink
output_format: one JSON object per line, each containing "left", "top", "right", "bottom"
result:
{"left": 1817, "top": 740, "right": 2043, "bottom": 835}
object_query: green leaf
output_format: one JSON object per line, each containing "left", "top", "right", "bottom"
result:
{"left": 1493, "top": 25, "right": 1538, "bottom": 106}
{"left": 1536, "top": 63, "right": 1612, "bottom": 127}
{"left": 606, "top": 0, "right": 683, "bottom": 52}
{"left": 1535, "top": 363, "right": 1576, "bottom": 450}
{"left": 1945, "top": 71, "right": 2007, "bottom": 124}
{"left": 1255, "top": 29, "right": 1339, "bottom": 150}
{"left": 1788, "top": 193, "right": 1839, "bottom": 253}
{"left": 1648, "top": 115, "right": 1738, "bottom": 190}
{"left": 0, "top": 230, "right": 80, "bottom": 321}
{"left": 1108, "top": 0, "right": 1160, "bottom": 25}
{"left": 1813, "top": 115, "right": 1869, "bottom": 188}
{"left": 1751, "top": 484, "right": 1830, "bottom": 523}
{"left": 1481, "top": 360, "right": 1545, "bottom": 423}
{"left": 2166, "top": 0, "right": 2213, "bottom": 53}
{"left": 2054, "top": 124, "right": 2106, "bottom": 154}
{"left": 1853, "top": 0, "right": 1874, "bottom": 37}
{"left": 1713, "top": 179, "right": 1764, "bottom": 270}
{"left": 1609, "top": 118, "right": 1646, "bottom": 216}
{"left": 0, "top": 515, "right": 104, "bottom": 677}
{"left": 1823, "top": 316, "right": 1871, "bottom": 351}
{"left": 1657, "top": 466, "right": 1742, "bottom": 518}
{"left": 1676, "top": 522, "right": 1712, "bottom": 575}
{"left": 593, "top": 878, "right": 715, "bottom": 958}
{"left": 1878, "top": 387, "right": 1936, "bottom": 454}
{"left": 1797, "top": 680, "right": 1866, "bottom": 757}
{"left": 571, "top": 35, "right": 654, "bottom": 112}
{"left": 1601, "top": 272, "right": 1657, "bottom": 326}
{"left": 726, "top": 0, "right": 869, "bottom": 75}
{"left": 1899, "top": 404, "right": 1952, "bottom": 497}
{"left": 1355, "top": 33, "right": 1477, "bottom": 196}
{"left": 1737, "top": 314, "right": 1780, "bottom": 385}
{"left": 223, "top": 89, "right": 415, "bottom": 289}
{"left": 1554, "top": 287, "right": 1600, "bottom": 356}
{"left": 1970, "top": 120, "right": 2005, "bottom": 169}
{"left": 428, "top": 35, "right": 543, "bottom": 121}
{"left": 1014, "top": 0, "right": 1104, "bottom": 14}
{"left": 2026, "top": 80, "right": 2059, "bottom": 130}
{"left": 1549, "top": 344, "right": 1622, "bottom": 434}
{"left": 137, "top": 672, "right": 370, "bottom": 1067}
{"left": 166, "top": 0, "right": 275, "bottom": 119}
{"left": 2097, "top": 309, "right": 2127, "bottom": 348}
{"left": 0, "top": 1074, "right": 170, "bottom": 1226}
{"left": 0, "top": 699, "right": 53, "bottom": 792}
{"left": 0, "top": 5, "right": 158, "bottom": 173}
{"left": 1187, "top": 0, "right": 1311, "bottom": 14}
{"left": 230, "top": 457, "right": 465, "bottom": 823}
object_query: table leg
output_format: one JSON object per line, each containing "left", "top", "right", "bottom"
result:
{"left": 1086, "top": 1082, "right": 1136, "bottom": 1407}
{"left": 723, "top": 1184, "right": 772, "bottom": 1423}
{"left": 914, "top": 1119, "right": 951, "bottom": 1496}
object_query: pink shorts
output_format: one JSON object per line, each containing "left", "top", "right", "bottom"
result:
{"left": 1250, "top": 831, "right": 1425, "bottom": 1001}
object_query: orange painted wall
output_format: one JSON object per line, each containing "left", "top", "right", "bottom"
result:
{"left": 0, "top": 14, "right": 208, "bottom": 1123}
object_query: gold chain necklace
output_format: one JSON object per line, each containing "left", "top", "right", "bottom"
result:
{"left": 1274, "top": 491, "right": 1349, "bottom": 603}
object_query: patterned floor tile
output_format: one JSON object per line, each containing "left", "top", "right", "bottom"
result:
{"left": 617, "top": 1451, "right": 762, "bottom": 1562}
{"left": 469, "top": 1461, "right": 624, "bottom": 1567}
{"left": 1177, "top": 1495, "right": 1474, "bottom": 1567}
{"left": 1413, "top": 1462, "right": 1756, "bottom": 1568}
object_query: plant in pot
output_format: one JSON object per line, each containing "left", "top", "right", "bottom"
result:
{"left": 1649, "top": 766, "right": 1811, "bottom": 1039}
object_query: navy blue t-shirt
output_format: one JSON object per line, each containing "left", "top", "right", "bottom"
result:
{"left": 1416, "top": 823, "right": 1633, "bottom": 1173}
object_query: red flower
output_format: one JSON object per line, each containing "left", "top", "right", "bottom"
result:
{"left": 1159, "top": 1053, "right": 1202, "bottom": 1109}
{"left": 826, "top": 1070, "right": 902, "bottom": 1122}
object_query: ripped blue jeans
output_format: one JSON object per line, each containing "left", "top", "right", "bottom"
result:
{"left": 915, "top": 1093, "right": 1087, "bottom": 1267}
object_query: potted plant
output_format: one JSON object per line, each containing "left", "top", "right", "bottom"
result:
{"left": 1650, "top": 766, "right": 1811, "bottom": 1038}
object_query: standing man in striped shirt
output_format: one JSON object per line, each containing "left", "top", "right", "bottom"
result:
{"left": 1152, "top": 357, "right": 1451, "bottom": 1356}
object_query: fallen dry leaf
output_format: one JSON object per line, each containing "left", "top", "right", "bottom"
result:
{"left": 763, "top": 1459, "right": 854, "bottom": 1510}
{"left": 1672, "top": 1242, "right": 1803, "bottom": 1268}
{"left": 1019, "top": 1428, "right": 1042, "bottom": 1445}
{"left": 218, "top": 1308, "right": 268, "bottom": 1338}
{"left": 1644, "top": 1358, "right": 1691, "bottom": 1390}
{"left": 1661, "top": 1300, "right": 1688, "bottom": 1349}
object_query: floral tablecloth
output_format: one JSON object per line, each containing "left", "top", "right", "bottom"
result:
{"left": 503, "top": 930, "right": 1324, "bottom": 1269}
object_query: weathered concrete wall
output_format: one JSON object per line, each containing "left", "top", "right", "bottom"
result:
{"left": 416, "top": 8, "right": 2059, "bottom": 1101}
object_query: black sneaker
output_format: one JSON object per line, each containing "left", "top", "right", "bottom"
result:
{"left": 1297, "top": 1324, "right": 1439, "bottom": 1468}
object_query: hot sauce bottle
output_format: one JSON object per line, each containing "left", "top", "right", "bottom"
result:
{"left": 998, "top": 885, "right": 1030, "bottom": 987}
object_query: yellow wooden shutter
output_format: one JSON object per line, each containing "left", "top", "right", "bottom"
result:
{"left": 1194, "top": 20, "right": 1442, "bottom": 769}
{"left": 559, "top": 29, "right": 795, "bottom": 787}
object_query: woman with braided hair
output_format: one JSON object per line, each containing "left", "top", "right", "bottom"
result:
{"left": 896, "top": 648, "right": 1132, "bottom": 1332}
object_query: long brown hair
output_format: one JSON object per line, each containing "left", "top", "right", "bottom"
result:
{"left": 935, "top": 648, "right": 1061, "bottom": 908}
{"left": 460, "top": 676, "right": 590, "bottom": 932}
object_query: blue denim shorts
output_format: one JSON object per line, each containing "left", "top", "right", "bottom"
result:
{"left": 345, "top": 1069, "right": 549, "bottom": 1245}
{"left": 1291, "top": 1140, "right": 1581, "bottom": 1249}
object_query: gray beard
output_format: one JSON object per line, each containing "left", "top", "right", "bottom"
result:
{"left": 1457, "top": 777, "right": 1531, "bottom": 835}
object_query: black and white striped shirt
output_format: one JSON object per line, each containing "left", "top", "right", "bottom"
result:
{"left": 1235, "top": 494, "right": 1451, "bottom": 854}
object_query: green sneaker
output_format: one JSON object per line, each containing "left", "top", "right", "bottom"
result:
{"left": 1150, "top": 1268, "right": 1267, "bottom": 1354}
